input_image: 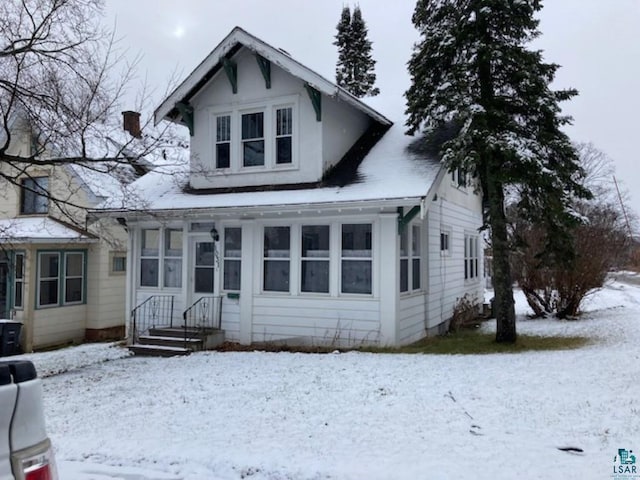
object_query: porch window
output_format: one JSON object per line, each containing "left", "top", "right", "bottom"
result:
{"left": 440, "top": 231, "right": 450, "bottom": 255}
{"left": 38, "top": 253, "right": 59, "bottom": 307}
{"left": 64, "top": 252, "right": 84, "bottom": 303}
{"left": 20, "top": 176, "right": 49, "bottom": 214}
{"left": 412, "top": 225, "right": 421, "bottom": 290}
{"left": 140, "top": 229, "right": 159, "bottom": 287}
{"left": 301, "top": 225, "right": 329, "bottom": 293}
{"left": 215, "top": 114, "right": 231, "bottom": 168}
{"left": 223, "top": 227, "right": 241, "bottom": 291}
{"left": 341, "top": 223, "right": 372, "bottom": 294}
{"left": 400, "top": 225, "right": 421, "bottom": 293}
{"left": 275, "top": 107, "right": 293, "bottom": 164}
{"left": 465, "top": 234, "right": 479, "bottom": 280}
{"left": 242, "top": 112, "right": 265, "bottom": 167}
{"left": 13, "top": 252, "right": 24, "bottom": 309}
{"left": 263, "top": 226, "right": 290, "bottom": 292}
{"left": 163, "top": 229, "right": 183, "bottom": 288}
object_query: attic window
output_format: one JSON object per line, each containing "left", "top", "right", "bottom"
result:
{"left": 276, "top": 107, "right": 292, "bottom": 164}
{"left": 20, "top": 176, "right": 49, "bottom": 214}
{"left": 242, "top": 112, "right": 265, "bottom": 167}
{"left": 216, "top": 115, "right": 231, "bottom": 168}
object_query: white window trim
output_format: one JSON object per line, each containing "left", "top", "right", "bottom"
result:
{"left": 300, "top": 224, "right": 331, "bottom": 295}
{"left": 464, "top": 233, "right": 480, "bottom": 281}
{"left": 139, "top": 226, "right": 184, "bottom": 290}
{"left": 400, "top": 223, "right": 422, "bottom": 295}
{"left": 222, "top": 226, "right": 242, "bottom": 292}
{"left": 209, "top": 95, "right": 299, "bottom": 173}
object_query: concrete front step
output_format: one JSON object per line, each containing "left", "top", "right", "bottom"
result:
{"left": 148, "top": 327, "right": 215, "bottom": 339}
{"left": 128, "top": 344, "right": 191, "bottom": 357}
{"left": 137, "top": 335, "right": 204, "bottom": 349}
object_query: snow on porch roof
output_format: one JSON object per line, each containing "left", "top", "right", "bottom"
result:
{"left": 106, "top": 123, "right": 444, "bottom": 216}
{"left": 154, "top": 27, "right": 392, "bottom": 127}
{"left": 0, "top": 217, "right": 97, "bottom": 243}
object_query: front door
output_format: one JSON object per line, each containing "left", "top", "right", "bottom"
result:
{"left": 187, "top": 238, "right": 218, "bottom": 329}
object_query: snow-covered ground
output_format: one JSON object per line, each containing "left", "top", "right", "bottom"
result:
{"left": 16, "top": 278, "right": 640, "bottom": 479}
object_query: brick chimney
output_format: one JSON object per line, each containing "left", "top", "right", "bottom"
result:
{"left": 122, "top": 111, "right": 141, "bottom": 138}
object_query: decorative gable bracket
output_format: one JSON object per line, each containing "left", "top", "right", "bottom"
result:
{"left": 304, "top": 84, "right": 322, "bottom": 122}
{"left": 223, "top": 58, "right": 238, "bottom": 94}
{"left": 397, "top": 206, "right": 420, "bottom": 234}
{"left": 175, "top": 101, "right": 194, "bottom": 136}
{"left": 255, "top": 55, "right": 271, "bottom": 89}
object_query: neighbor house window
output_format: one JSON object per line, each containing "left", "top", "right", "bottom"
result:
{"left": 341, "top": 224, "right": 372, "bottom": 294}
{"left": 13, "top": 252, "right": 24, "bottom": 309}
{"left": 263, "top": 226, "right": 290, "bottom": 292}
{"left": 223, "top": 227, "right": 242, "bottom": 291}
{"left": 465, "top": 235, "right": 479, "bottom": 280}
{"left": 110, "top": 252, "right": 126, "bottom": 275}
{"left": 64, "top": 252, "right": 84, "bottom": 304}
{"left": 215, "top": 114, "right": 231, "bottom": 168}
{"left": 400, "top": 225, "right": 422, "bottom": 293}
{"left": 242, "top": 112, "right": 265, "bottom": 167}
{"left": 37, "top": 251, "right": 85, "bottom": 307}
{"left": 301, "top": 225, "right": 329, "bottom": 293}
{"left": 20, "top": 176, "right": 49, "bottom": 214}
{"left": 440, "top": 231, "right": 450, "bottom": 256}
{"left": 140, "top": 229, "right": 160, "bottom": 287}
{"left": 163, "top": 229, "right": 183, "bottom": 288}
{"left": 275, "top": 107, "right": 293, "bottom": 164}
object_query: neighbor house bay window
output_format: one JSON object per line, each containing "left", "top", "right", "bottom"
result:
{"left": 263, "top": 226, "right": 290, "bottom": 292}
{"left": 301, "top": 225, "right": 329, "bottom": 293}
{"left": 38, "top": 253, "right": 59, "bottom": 307}
{"left": 64, "top": 252, "right": 84, "bottom": 303}
{"left": 13, "top": 252, "right": 24, "bottom": 309}
{"left": 242, "top": 112, "right": 265, "bottom": 167}
{"left": 223, "top": 227, "right": 242, "bottom": 291}
{"left": 21, "top": 176, "right": 49, "bottom": 214}
{"left": 37, "top": 251, "right": 85, "bottom": 307}
{"left": 275, "top": 107, "right": 292, "bottom": 164}
{"left": 341, "top": 224, "right": 372, "bottom": 294}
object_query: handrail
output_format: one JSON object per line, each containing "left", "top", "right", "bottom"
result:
{"left": 130, "top": 295, "right": 175, "bottom": 344}
{"left": 182, "top": 295, "right": 221, "bottom": 350}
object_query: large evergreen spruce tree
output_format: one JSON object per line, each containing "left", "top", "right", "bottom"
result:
{"left": 405, "top": 0, "right": 590, "bottom": 342}
{"left": 334, "top": 6, "right": 379, "bottom": 98}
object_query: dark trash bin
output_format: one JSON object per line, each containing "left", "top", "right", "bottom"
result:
{"left": 0, "top": 320, "right": 23, "bottom": 356}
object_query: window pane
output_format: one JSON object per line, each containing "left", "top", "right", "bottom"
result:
{"left": 243, "top": 140, "right": 265, "bottom": 166}
{"left": 163, "top": 258, "right": 182, "bottom": 288}
{"left": 224, "top": 228, "right": 242, "bottom": 257}
{"left": 264, "top": 227, "right": 290, "bottom": 258}
{"left": 302, "top": 261, "right": 329, "bottom": 293}
{"left": 264, "top": 260, "right": 290, "bottom": 292}
{"left": 216, "top": 115, "right": 230, "bottom": 141}
{"left": 302, "top": 226, "right": 329, "bottom": 258}
{"left": 341, "top": 260, "right": 372, "bottom": 294}
{"left": 40, "top": 253, "right": 59, "bottom": 278}
{"left": 276, "top": 137, "right": 292, "bottom": 164}
{"left": 216, "top": 144, "right": 230, "bottom": 168}
{"left": 15, "top": 254, "right": 24, "bottom": 279}
{"left": 223, "top": 259, "right": 241, "bottom": 291}
{"left": 400, "top": 259, "right": 408, "bottom": 292}
{"left": 39, "top": 280, "right": 58, "bottom": 306}
{"left": 14, "top": 281, "right": 23, "bottom": 308}
{"left": 165, "top": 229, "right": 182, "bottom": 257}
{"left": 277, "top": 107, "right": 292, "bottom": 135}
{"left": 66, "top": 253, "right": 83, "bottom": 277}
{"left": 242, "top": 112, "right": 264, "bottom": 139}
{"left": 342, "top": 224, "right": 372, "bottom": 257}
{"left": 141, "top": 229, "right": 159, "bottom": 256}
{"left": 65, "top": 278, "right": 83, "bottom": 303}
{"left": 112, "top": 256, "right": 126, "bottom": 272}
{"left": 140, "top": 258, "right": 158, "bottom": 287}
{"left": 412, "top": 258, "right": 421, "bottom": 290}
{"left": 21, "top": 177, "right": 49, "bottom": 214}
{"left": 195, "top": 267, "right": 214, "bottom": 293}
{"left": 412, "top": 226, "right": 421, "bottom": 255}
{"left": 196, "top": 242, "right": 215, "bottom": 266}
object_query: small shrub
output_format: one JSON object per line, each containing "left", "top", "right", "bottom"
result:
{"left": 449, "top": 294, "right": 480, "bottom": 333}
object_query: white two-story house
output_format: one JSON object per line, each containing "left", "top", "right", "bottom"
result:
{"left": 98, "top": 27, "right": 484, "bottom": 350}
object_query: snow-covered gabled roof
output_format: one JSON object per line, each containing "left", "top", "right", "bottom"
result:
{"left": 154, "top": 27, "right": 392, "bottom": 127}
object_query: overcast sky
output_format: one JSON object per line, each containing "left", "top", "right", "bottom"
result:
{"left": 105, "top": 0, "right": 640, "bottom": 218}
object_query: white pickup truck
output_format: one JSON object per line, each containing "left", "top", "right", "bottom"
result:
{"left": 0, "top": 360, "right": 58, "bottom": 480}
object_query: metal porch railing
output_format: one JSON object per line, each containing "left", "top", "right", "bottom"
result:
{"left": 130, "top": 295, "right": 175, "bottom": 344}
{"left": 182, "top": 295, "right": 222, "bottom": 348}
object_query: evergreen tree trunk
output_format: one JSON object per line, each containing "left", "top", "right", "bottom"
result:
{"left": 485, "top": 168, "right": 516, "bottom": 342}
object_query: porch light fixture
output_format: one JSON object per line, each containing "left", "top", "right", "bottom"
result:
{"left": 210, "top": 227, "right": 219, "bottom": 242}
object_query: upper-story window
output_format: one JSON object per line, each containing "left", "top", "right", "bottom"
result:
{"left": 242, "top": 112, "right": 265, "bottom": 167}
{"left": 276, "top": 107, "right": 292, "bottom": 164}
{"left": 211, "top": 96, "right": 297, "bottom": 172}
{"left": 21, "top": 176, "right": 49, "bottom": 214}
{"left": 215, "top": 115, "right": 231, "bottom": 168}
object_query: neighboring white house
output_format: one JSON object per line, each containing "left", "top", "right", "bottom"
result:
{"left": 97, "top": 27, "right": 484, "bottom": 348}
{"left": 0, "top": 112, "right": 154, "bottom": 351}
